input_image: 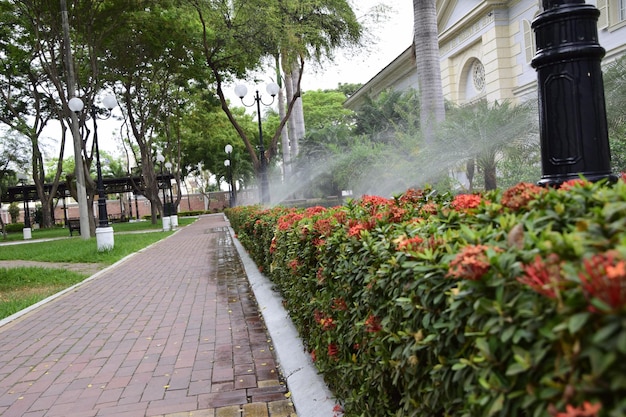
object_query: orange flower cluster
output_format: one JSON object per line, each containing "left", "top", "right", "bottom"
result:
{"left": 450, "top": 194, "right": 483, "bottom": 210}
{"left": 327, "top": 343, "right": 339, "bottom": 358}
{"left": 447, "top": 245, "right": 493, "bottom": 280}
{"left": 277, "top": 211, "right": 304, "bottom": 231}
{"left": 364, "top": 314, "right": 382, "bottom": 333}
{"left": 314, "top": 310, "right": 336, "bottom": 330}
{"left": 397, "top": 188, "right": 426, "bottom": 204}
{"left": 288, "top": 258, "right": 301, "bottom": 273}
{"left": 501, "top": 182, "right": 546, "bottom": 211}
{"left": 559, "top": 178, "right": 588, "bottom": 191}
{"left": 395, "top": 235, "right": 424, "bottom": 253}
{"left": 518, "top": 254, "right": 564, "bottom": 299}
{"left": 332, "top": 297, "right": 348, "bottom": 311}
{"left": 555, "top": 401, "right": 601, "bottom": 417}
{"left": 579, "top": 251, "right": 626, "bottom": 311}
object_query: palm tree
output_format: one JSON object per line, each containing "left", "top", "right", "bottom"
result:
{"left": 413, "top": 0, "right": 446, "bottom": 144}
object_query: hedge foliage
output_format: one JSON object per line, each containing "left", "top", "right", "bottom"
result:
{"left": 226, "top": 177, "right": 626, "bottom": 417}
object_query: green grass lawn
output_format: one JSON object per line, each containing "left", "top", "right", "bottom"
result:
{"left": 0, "top": 217, "right": 197, "bottom": 320}
{"left": 0, "top": 267, "right": 88, "bottom": 319}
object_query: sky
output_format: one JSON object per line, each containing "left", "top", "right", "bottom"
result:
{"left": 302, "top": 1, "right": 414, "bottom": 91}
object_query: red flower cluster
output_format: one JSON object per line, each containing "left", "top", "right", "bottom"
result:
{"left": 579, "top": 251, "right": 626, "bottom": 311}
{"left": 447, "top": 245, "right": 493, "bottom": 280}
{"left": 386, "top": 205, "right": 408, "bottom": 223}
{"left": 555, "top": 401, "right": 601, "bottom": 417}
{"left": 305, "top": 206, "right": 327, "bottom": 216}
{"left": 314, "top": 218, "right": 335, "bottom": 236}
{"left": 347, "top": 217, "right": 378, "bottom": 238}
{"left": 420, "top": 202, "right": 438, "bottom": 215}
{"left": 397, "top": 188, "right": 426, "bottom": 205}
{"left": 327, "top": 343, "right": 339, "bottom": 358}
{"left": 518, "top": 254, "right": 563, "bottom": 299}
{"left": 288, "top": 258, "right": 301, "bottom": 273}
{"left": 277, "top": 211, "right": 304, "bottom": 231}
{"left": 501, "top": 182, "right": 546, "bottom": 211}
{"left": 395, "top": 235, "right": 424, "bottom": 253}
{"left": 269, "top": 236, "right": 277, "bottom": 254}
{"left": 364, "top": 314, "right": 382, "bottom": 333}
{"left": 332, "top": 297, "right": 348, "bottom": 311}
{"left": 315, "top": 310, "right": 337, "bottom": 330}
{"left": 450, "top": 194, "right": 483, "bottom": 210}
{"left": 559, "top": 178, "right": 588, "bottom": 191}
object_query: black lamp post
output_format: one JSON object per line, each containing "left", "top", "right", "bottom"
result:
{"left": 531, "top": 0, "right": 616, "bottom": 186}
{"left": 17, "top": 174, "right": 31, "bottom": 240}
{"left": 68, "top": 94, "right": 118, "bottom": 251}
{"left": 224, "top": 144, "right": 235, "bottom": 207}
{"left": 156, "top": 153, "right": 171, "bottom": 231}
{"left": 234, "top": 82, "right": 280, "bottom": 205}
{"left": 165, "top": 161, "right": 177, "bottom": 228}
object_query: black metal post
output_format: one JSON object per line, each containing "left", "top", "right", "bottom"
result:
{"left": 91, "top": 108, "right": 110, "bottom": 227}
{"left": 255, "top": 90, "right": 270, "bottom": 204}
{"left": 531, "top": 0, "right": 616, "bottom": 186}
{"left": 134, "top": 193, "right": 139, "bottom": 220}
{"left": 21, "top": 181, "right": 30, "bottom": 228}
{"left": 160, "top": 165, "right": 169, "bottom": 218}
{"left": 167, "top": 174, "right": 175, "bottom": 216}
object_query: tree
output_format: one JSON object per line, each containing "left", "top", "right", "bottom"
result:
{"left": 190, "top": 0, "right": 362, "bottom": 201}
{"left": 0, "top": 0, "right": 69, "bottom": 228}
{"left": 413, "top": 0, "right": 446, "bottom": 144}
{"left": 102, "top": 2, "right": 206, "bottom": 223}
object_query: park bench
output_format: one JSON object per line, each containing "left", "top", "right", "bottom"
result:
{"left": 66, "top": 218, "right": 81, "bottom": 236}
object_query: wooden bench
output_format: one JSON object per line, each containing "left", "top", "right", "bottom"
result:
{"left": 66, "top": 218, "right": 81, "bottom": 236}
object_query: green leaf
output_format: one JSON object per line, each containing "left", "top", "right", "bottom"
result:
{"left": 567, "top": 312, "right": 591, "bottom": 334}
{"left": 506, "top": 362, "right": 529, "bottom": 376}
{"left": 592, "top": 321, "right": 621, "bottom": 344}
{"left": 487, "top": 394, "right": 504, "bottom": 416}
{"left": 501, "top": 326, "right": 516, "bottom": 343}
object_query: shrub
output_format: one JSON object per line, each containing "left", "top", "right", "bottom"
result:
{"left": 226, "top": 179, "right": 626, "bottom": 417}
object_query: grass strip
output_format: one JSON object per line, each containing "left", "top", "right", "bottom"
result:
{"left": 0, "top": 267, "right": 88, "bottom": 320}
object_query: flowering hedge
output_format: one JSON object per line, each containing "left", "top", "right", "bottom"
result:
{"left": 226, "top": 178, "right": 626, "bottom": 417}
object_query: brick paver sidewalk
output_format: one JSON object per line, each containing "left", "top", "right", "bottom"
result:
{"left": 0, "top": 214, "right": 296, "bottom": 417}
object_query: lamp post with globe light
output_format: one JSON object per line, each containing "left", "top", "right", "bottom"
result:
{"left": 234, "top": 82, "right": 279, "bottom": 205}
{"left": 68, "top": 93, "right": 118, "bottom": 251}
{"left": 224, "top": 144, "right": 235, "bottom": 207}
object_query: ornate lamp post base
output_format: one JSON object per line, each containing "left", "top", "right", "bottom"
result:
{"left": 96, "top": 226, "right": 115, "bottom": 252}
{"left": 162, "top": 216, "right": 172, "bottom": 232}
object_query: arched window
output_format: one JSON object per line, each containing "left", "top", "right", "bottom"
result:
{"left": 523, "top": 20, "right": 536, "bottom": 63}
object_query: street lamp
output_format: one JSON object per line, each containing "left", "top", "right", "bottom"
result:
{"left": 224, "top": 144, "right": 235, "bottom": 207}
{"left": 68, "top": 93, "right": 118, "bottom": 251}
{"left": 531, "top": 0, "right": 616, "bottom": 186}
{"left": 164, "top": 161, "right": 177, "bottom": 228}
{"left": 155, "top": 153, "right": 171, "bottom": 232}
{"left": 17, "top": 174, "right": 31, "bottom": 240}
{"left": 234, "top": 82, "right": 280, "bottom": 205}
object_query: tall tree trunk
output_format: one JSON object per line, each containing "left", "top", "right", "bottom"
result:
{"left": 290, "top": 62, "right": 304, "bottom": 160}
{"left": 413, "top": 0, "right": 445, "bottom": 144}
{"left": 61, "top": 0, "right": 91, "bottom": 238}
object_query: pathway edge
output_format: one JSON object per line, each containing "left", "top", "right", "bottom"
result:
{"left": 227, "top": 223, "right": 338, "bottom": 417}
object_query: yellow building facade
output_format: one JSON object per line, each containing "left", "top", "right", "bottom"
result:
{"left": 345, "top": 0, "right": 626, "bottom": 109}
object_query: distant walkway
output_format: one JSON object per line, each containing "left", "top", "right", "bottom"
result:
{"left": 0, "top": 214, "right": 296, "bottom": 417}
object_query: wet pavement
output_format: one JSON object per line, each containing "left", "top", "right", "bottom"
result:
{"left": 0, "top": 214, "right": 299, "bottom": 417}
